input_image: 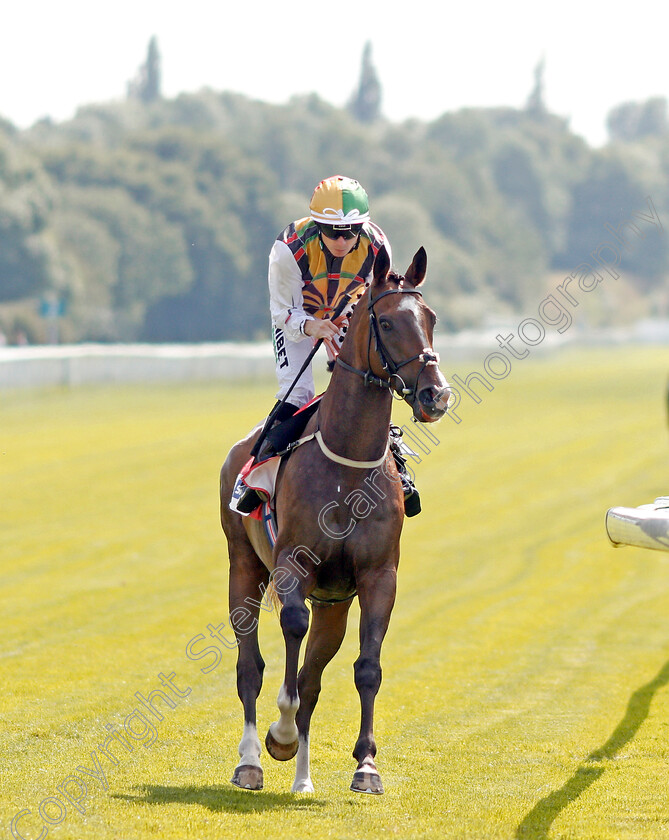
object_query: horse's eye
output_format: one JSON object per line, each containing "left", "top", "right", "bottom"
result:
{"left": 379, "top": 319, "right": 392, "bottom": 332}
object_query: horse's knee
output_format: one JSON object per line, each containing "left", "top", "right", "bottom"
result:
{"left": 354, "top": 656, "right": 382, "bottom": 694}
{"left": 280, "top": 603, "right": 310, "bottom": 641}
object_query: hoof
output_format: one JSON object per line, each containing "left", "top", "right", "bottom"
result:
{"left": 350, "top": 770, "right": 384, "bottom": 795}
{"left": 292, "top": 778, "right": 314, "bottom": 793}
{"left": 265, "top": 728, "right": 299, "bottom": 761}
{"left": 231, "top": 764, "right": 263, "bottom": 790}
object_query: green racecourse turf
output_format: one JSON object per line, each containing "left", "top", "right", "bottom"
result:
{"left": 1, "top": 345, "right": 669, "bottom": 840}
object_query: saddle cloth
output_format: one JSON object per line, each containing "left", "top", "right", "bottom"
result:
{"left": 230, "top": 456, "right": 281, "bottom": 519}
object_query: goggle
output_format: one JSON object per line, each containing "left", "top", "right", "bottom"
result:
{"left": 318, "top": 223, "right": 362, "bottom": 241}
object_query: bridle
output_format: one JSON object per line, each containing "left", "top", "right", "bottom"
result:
{"left": 335, "top": 286, "right": 440, "bottom": 406}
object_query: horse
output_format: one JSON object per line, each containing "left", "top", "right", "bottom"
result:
{"left": 219, "top": 245, "right": 450, "bottom": 794}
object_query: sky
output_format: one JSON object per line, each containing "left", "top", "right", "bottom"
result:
{"left": 1, "top": 0, "right": 667, "bottom": 147}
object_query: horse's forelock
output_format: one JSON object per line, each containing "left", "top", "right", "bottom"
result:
{"left": 386, "top": 271, "right": 402, "bottom": 287}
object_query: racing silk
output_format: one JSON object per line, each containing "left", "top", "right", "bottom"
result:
{"left": 268, "top": 216, "right": 390, "bottom": 343}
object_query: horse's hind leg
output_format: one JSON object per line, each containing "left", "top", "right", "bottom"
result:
{"left": 291, "top": 599, "right": 351, "bottom": 793}
{"left": 228, "top": 544, "right": 270, "bottom": 791}
{"left": 351, "top": 569, "right": 397, "bottom": 795}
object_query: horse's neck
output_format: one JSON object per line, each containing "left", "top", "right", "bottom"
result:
{"left": 318, "top": 364, "right": 391, "bottom": 462}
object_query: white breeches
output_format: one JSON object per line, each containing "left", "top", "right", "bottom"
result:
{"left": 273, "top": 325, "right": 316, "bottom": 407}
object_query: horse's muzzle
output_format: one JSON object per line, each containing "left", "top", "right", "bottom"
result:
{"left": 414, "top": 384, "right": 452, "bottom": 422}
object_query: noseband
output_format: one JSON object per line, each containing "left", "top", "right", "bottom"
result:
{"left": 336, "top": 287, "right": 440, "bottom": 406}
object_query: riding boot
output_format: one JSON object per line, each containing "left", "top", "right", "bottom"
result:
{"left": 389, "top": 425, "right": 421, "bottom": 517}
{"left": 235, "top": 401, "right": 300, "bottom": 514}
{"left": 249, "top": 400, "right": 300, "bottom": 460}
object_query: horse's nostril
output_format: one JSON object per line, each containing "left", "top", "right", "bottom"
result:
{"left": 418, "top": 386, "right": 438, "bottom": 406}
{"left": 419, "top": 386, "right": 451, "bottom": 412}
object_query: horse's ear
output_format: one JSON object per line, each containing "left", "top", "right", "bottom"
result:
{"left": 404, "top": 247, "right": 427, "bottom": 288}
{"left": 372, "top": 245, "right": 391, "bottom": 286}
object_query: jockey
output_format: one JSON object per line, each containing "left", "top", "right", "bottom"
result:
{"left": 237, "top": 175, "right": 420, "bottom": 516}
{"left": 270, "top": 175, "right": 388, "bottom": 410}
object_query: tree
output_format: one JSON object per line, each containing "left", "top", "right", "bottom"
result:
{"left": 607, "top": 98, "right": 668, "bottom": 142}
{"left": 128, "top": 36, "right": 162, "bottom": 104}
{"left": 348, "top": 42, "right": 382, "bottom": 123}
{"left": 10, "top": 82, "right": 669, "bottom": 340}
{"left": 525, "top": 56, "right": 547, "bottom": 118}
{"left": 0, "top": 137, "right": 55, "bottom": 301}
{"left": 562, "top": 154, "right": 668, "bottom": 283}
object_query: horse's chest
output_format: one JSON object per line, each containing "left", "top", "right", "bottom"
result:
{"left": 312, "top": 489, "right": 402, "bottom": 552}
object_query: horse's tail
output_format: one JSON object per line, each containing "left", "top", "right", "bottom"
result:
{"left": 265, "top": 578, "right": 283, "bottom": 617}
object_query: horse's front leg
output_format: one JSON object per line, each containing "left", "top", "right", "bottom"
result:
{"left": 265, "top": 550, "right": 313, "bottom": 763}
{"left": 351, "top": 567, "right": 397, "bottom": 794}
{"left": 292, "top": 598, "right": 352, "bottom": 792}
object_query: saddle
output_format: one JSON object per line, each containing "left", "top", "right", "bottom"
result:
{"left": 259, "top": 397, "right": 321, "bottom": 462}
{"left": 230, "top": 397, "right": 321, "bottom": 517}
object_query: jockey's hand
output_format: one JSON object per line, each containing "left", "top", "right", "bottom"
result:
{"left": 304, "top": 319, "right": 340, "bottom": 340}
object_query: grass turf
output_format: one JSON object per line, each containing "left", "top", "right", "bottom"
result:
{"left": 1, "top": 346, "right": 669, "bottom": 839}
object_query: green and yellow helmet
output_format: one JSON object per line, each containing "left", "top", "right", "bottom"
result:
{"left": 309, "top": 176, "right": 370, "bottom": 226}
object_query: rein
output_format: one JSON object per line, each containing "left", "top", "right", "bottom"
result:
{"left": 336, "top": 287, "right": 440, "bottom": 405}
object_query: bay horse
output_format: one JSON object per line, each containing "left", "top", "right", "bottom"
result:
{"left": 219, "top": 245, "right": 450, "bottom": 794}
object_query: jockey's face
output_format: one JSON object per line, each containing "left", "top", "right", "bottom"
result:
{"left": 320, "top": 231, "right": 361, "bottom": 258}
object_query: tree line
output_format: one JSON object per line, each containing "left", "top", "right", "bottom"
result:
{"left": 1, "top": 82, "right": 668, "bottom": 344}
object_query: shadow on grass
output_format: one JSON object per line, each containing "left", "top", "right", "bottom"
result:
{"left": 113, "top": 784, "right": 327, "bottom": 813}
{"left": 516, "top": 657, "right": 669, "bottom": 839}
